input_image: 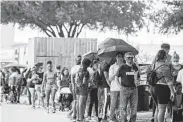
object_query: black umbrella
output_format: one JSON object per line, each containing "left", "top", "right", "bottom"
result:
{"left": 98, "top": 38, "right": 138, "bottom": 57}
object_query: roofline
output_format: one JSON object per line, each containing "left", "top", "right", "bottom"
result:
{"left": 11, "top": 43, "right": 28, "bottom": 47}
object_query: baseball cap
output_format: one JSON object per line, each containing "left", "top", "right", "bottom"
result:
{"left": 125, "top": 52, "right": 134, "bottom": 58}
{"left": 161, "top": 43, "right": 170, "bottom": 49}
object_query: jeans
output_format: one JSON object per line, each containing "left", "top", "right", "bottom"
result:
{"left": 110, "top": 91, "right": 120, "bottom": 121}
{"left": 88, "top": 88, "right": 98, "bottom": 117}
{"left": 120, "top": 86, "right": 138, "bottom": 122}
{"left": 98, "top": 87, "right": 110, "bottom": 119}
{"left": 28, "top": 87, "right": 36, "bottom": 107}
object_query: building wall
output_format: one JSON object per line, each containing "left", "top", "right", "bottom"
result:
{"left": 12, "top": 44, "right": 28, "bottom": 65}
{"left": 0, "top": 24, "right": 15, "bottom": 49}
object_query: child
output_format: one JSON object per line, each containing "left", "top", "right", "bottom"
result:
{"left": 171, "top": 83, "right": 183, "bottom": 122}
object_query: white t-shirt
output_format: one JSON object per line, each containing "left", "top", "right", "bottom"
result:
{"left": 87, "top": 67, "right": 94, "bottom": 80}
{"left": 71, "top": 65, "right": 81, "bottom": 77}
{"left": 109, "top": 63, "right": 121, "bottom": 91}
{"left": 177, "top": 69, "right": 183, "bottom": 93}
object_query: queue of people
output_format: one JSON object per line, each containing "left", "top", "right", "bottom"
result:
{"left": 0, "top": 43, "right": 183, "bottom": 122}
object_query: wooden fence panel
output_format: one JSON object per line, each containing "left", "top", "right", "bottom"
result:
{"left": 28, "top": 38, "right": 97, "bottom": 71}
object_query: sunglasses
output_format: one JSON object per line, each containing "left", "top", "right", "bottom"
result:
{"left": 126, "top": 57, "right": 134, "bottom": 59}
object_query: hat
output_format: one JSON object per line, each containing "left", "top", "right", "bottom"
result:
{"left": 161, "top": 43, "right": 170, "bottom": 49}
{"left": 172, "top": 51, "right": 179, "bottom": 59}
{"left": 125, "top": 52, "right": 134, "bottom": 58}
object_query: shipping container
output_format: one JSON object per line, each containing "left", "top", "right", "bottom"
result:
{"left": 28, "top": 37, "right": 97, "bottom": 71}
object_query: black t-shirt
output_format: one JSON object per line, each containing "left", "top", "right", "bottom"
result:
{"left": 116, "top": 64, "right": 139, "bottom": 87}
{"left": 27, "top": 73, "right": 35, "bottom": 88}
{"left": 98, "top": 61, "right": 110, "bottom": 88}
{"left": 27, "top": 72, "right": 43, "bottom": 87}
{"left": 36, "top": 72, "right": 44, "bottom": 85}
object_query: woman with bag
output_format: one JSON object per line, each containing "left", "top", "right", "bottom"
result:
{"left": 152, "top": 50, "right": 175, "bottom": 122}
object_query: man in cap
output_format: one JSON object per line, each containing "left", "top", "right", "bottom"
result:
{"left": 116, "top": 52, "right": 140, "bottom": 122}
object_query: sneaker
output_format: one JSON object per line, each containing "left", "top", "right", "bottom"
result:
{"left": 151, "top": 118, "right": 154, "bottom": 122}
{"left": 72, "top": 116, "right": 77, "bottom": 120}
{"left": 86, "top": 117, "right": 91, "bottom": 121}
{"left": 47, "top": 107, "right": 49, "bottom": 113}
{"left": 52, "top": 107, "right": 56, "bottom": 113}
{"left": 98, "top": 117, "right": 102, "bottom": 122}
{"left": 31, "top": 105, "right": 35, "bottom": 109}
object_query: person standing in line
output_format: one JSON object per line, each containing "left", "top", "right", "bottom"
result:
{"left": 27, "top": 66, "right": 39, "bottom": 108}
{"left": 35, "top": 65, "right": 44, "bottom": 108}
{"left": 171, "top": 83, "right": 183, "bottom": 122}
{"left": 70, "top": 55, "right": 82, "bottom": 120}
{"left": 98, "top": 60, "right": 110, "bottom": 121}
{"left": 109, "top": 53, "right": 124, "bottom": 122}
{"left": 149, "top": 43, "right": 172, "bottom": 122}
{"left": 151, "top": 50, "right": 175, "bottom": 122}
{"left": 170, "top": 52, "right": 183, "bottom": 84}
{"left": 55, "top": 65, "right": 62, "bottom": 110}
{"left": 15, "top": 68, "right": 23, "bottom": 103}
{"left": 42, "top": 61, "right": 57, "bottom": 113}
{"left": 160, "top": 43, "right": 173, "bottom": 121}
{"left": 8, "top": 67, "right": 18, "bottom": 103}
{"left": 87, "top": 60, "right": 101, "bottom": 121}
{"left": 116, "top": 52, "right": 140, "bottom": 122}
{"left": 75, "top": 58, "right": 91, "bottom": 122}
{"left": 24, "top": 67, "right": 32, "bottom": 105}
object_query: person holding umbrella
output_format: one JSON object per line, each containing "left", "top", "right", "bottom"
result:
{"left": 116, "top": 52, "right": 140, "bottom": 122}
{"left": 109, "top": 52, "right": 125, "bottom": 122}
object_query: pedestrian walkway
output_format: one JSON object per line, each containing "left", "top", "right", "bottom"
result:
{"left": 1, "top": 103, "right": 71, "bottom": 122}
{"left": 0, "top": 103, "right": 155, "bottom": 122}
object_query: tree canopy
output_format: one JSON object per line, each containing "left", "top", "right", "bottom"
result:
{"left": 150, "top": 1, "right": 183, "bottom": 34}
{"left": 1, "top": 1, "right": 148, "bottom": 38}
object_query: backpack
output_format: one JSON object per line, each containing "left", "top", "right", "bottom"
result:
{"left": 147, "top": 64, "right": 166, "bottom": 86}
{"left": 92, "top": 71, "right": 102, "bottom": 86}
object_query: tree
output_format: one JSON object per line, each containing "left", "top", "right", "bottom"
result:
{"left": 150, "top": 1, "right": 183, "bottom": 34}
{"left": 1, "top": 1, "right": 148, "bottom": 38}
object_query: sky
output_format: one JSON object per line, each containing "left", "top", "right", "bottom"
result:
{"left": 12, "top": 24, "right": 183, "bottom": 46}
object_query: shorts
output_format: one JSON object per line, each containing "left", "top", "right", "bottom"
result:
{"left": 154, "top": 84, "right": 170, "bottom": 104}
{"left": 76, "top": 85, "right": 88, "bottom": 96}
{"left": 46, "top": 83, "right": 57, "bottom": 90}
{"left": 35, "top": 84, "right": 41, "bottom": 91}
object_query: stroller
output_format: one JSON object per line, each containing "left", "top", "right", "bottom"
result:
{"left": 1, "top": 84, "right": 10, "bottom": 102}
{"left": 8, "top": 85, "right": 17, "bottom": 103}
{"left": 58, "top": 86, "right": 73, "bottom": 111}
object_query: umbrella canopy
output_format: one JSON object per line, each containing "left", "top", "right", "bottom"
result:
{"left": 82, "top": 51, "right": 114, "bottom": 64}
{"left": 4, "top": 63, "right": 27, "bottom": 69}
{"left": 82, "top": 51, "right": 98, "bottom": 60}
{"left": 98, "top": 38, "right": 138, "bottom": 57}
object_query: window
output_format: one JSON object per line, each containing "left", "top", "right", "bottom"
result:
{"left": 24, "top": 46, "right": 26, "bottom": 55}
{"left": 15, "top": 49, "right": 18, "bottom": 54}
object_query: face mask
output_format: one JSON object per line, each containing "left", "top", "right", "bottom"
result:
{"left": 172, "top": 62, "right": 179, "bottom": 66}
